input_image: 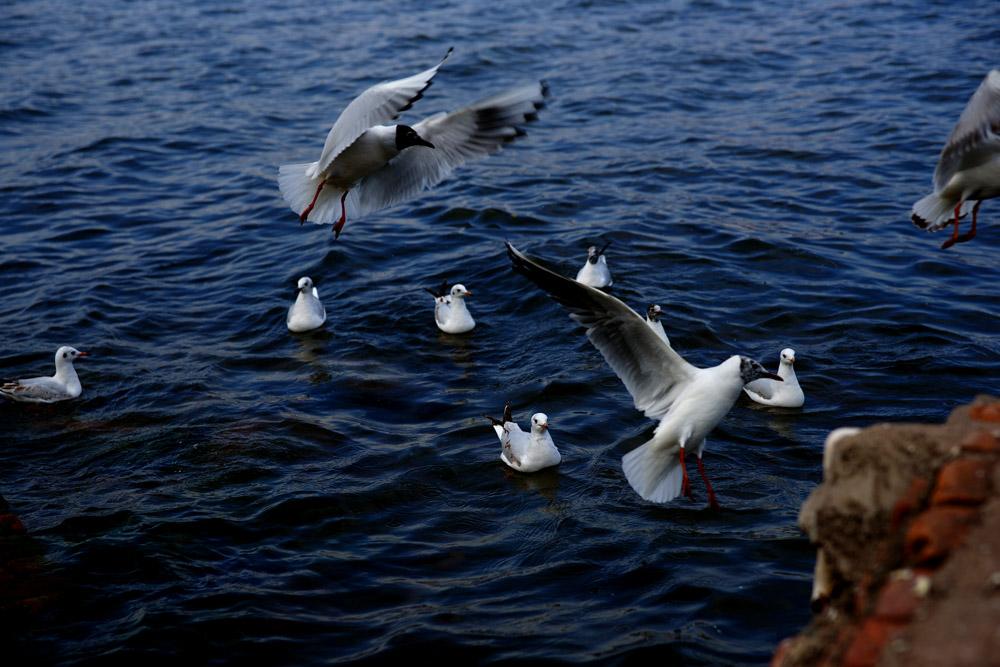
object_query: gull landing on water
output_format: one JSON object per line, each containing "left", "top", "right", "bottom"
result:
{"left": 0, "top": 346, "right": 89, "bottom": 403}
{"left": 484, "top": 401, "right": 561, "bottom": 472}
{"left": 575, "top": 241, "right": 613, "bottom": 288}
{"left": 506, "top": 242, "right": 781, "bottom": 507}
{"left": 743, "top": 348, "right": 804, "bottom": 408}
{"left": 425, "top": 279, "right": 475, "bottom": 334}
{"left": 278, "top": 48, "right": 548, "bottom": 238}
{"left": 911, "top": 69, "right": 1000, "bottom": 249}
{"left": 287, "top": 276, "right": 327, "bottom": 333}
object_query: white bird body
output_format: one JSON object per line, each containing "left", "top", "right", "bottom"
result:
{"left": 278, "top": 48, "right": 548, "bottom": 237}
{"left": 287, "top": 276, "right": 327, "bottom": 332}
{"left": 911, "top": 69, "right": 1000, "bottom": 248}
{"left": 744, "top": 348, "right": 804, "bottom": 408}
{"left": 486, "top": 403, "right": 560, "bottom": 472}
{"left": 575, "top": 243, "right": 613, "bottom": 288}
{"left": 507, "top": 242, "right": 780, "bottom": 506}
{"left": 0, "top": 346, "right": 89, "bottom": 403}
{"left": 645, "top": 304, "right": 670, "bottom": 346}
{"left": 433, "top": 283, "right": 475, "bottom": 334}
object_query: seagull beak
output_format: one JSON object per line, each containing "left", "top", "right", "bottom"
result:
{"left": 463, "top": 290, "right": 472, "bottom": 296}
{"left": 416, "top": 136, "right": 435, "bottom": 149}
{"left": 77, "top": 351, "right": 90, "bottom": 357}
{"left": 541, "top": 423, "right": 548, "bottom": 429}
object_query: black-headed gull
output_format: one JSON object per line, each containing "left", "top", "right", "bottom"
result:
{"left": 278, "top": 48, "right": 548, "bottom": 238}
{"left": 911, "top": 69, "right": 1000, "bottom": 248}
{"left": 575, "top": 241, "right": 613, "bottom": 288}
{"left": 426, "top": 280, "right": 474, "bottom": 334}
{"left": 287, "top": 276, "right": 327, "bottom": 332}
{"left": 484, "top": 401, "right": 561, "bottom": 472}
{"left": 645, "top": 304, "right": 670, "bottom": 346}
{"left": 506, "top": 242, "right": 781, "bottom": 507}
{"left": 0, "top": 346, "right": 89, "bottom": 403}
{"left": 743, "top": 348, "right": 804, "bottom": 408}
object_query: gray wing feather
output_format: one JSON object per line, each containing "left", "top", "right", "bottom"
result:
{"left": 934, "top": 69, "right": 1000, "bottom": 192}
{"left": 506, "top": 242, "right": 698, "bottom": 421}
{"left": 314, "top": 49, "right": 452, "bottom": 175}
{"left": 355, "top": 82, "right": 547, "bottom": 215}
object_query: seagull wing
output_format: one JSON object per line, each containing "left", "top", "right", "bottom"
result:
{"left": 934, "top": 69, "right": 1000, "bottom": 192}
{"left": 506, "top": 242, "right": 699, "bottom": 421}
{"left": 354, "top": 82, "right": 548, "bottom": 215}
{"left": 313, "top": 49, "right": 453, "bottom": 176}
{"left": 1, "top": 377, "right": 70, "bottom": 402}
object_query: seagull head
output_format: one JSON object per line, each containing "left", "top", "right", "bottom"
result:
{"left": 781, "top": 348, "right": 796, "bottom": 365}
{"left": 646, "top": 304, "right": 662, "bottom": 322}
{"left": 450, "top": 284, "right": 471, "bottom": 299}
{"left": 395, "top": 125, "right": 435, "bottom": 151}
{"left": 587, "top": 241, "right": 612, "bottom": 264}
{"left": 531, "top": 413, "right": 549, "bottom": 432}
{"left": 737, "top": 355, "right": 782, "bottom": 384}
{"left": 296, "top": 276, "right": 314, "bottom": 294}
{"left": 55, "top": 346, "right": 88, "bottom": 365}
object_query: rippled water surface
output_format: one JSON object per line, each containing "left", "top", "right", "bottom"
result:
{"left": 3, "top": 0, "right": 999, "bottom": 664}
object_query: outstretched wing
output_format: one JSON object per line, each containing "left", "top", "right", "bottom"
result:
{"left": 934, "top": 69, "right": 1000, "bottom": 193}
{"left": 355, "top": 82, "right": 548, "bottom": 215}
{"left": 312, "top": 49, "right": 453, "bottom": 177}
{"left": 506, "top": 242, "right": 698, "bottom": 421}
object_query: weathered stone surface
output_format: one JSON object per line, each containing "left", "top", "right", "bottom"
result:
{"left": 773, "top": 396, "right": 1000, "bottom": 667}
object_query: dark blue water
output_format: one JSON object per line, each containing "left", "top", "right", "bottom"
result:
{"left": 2, "top": 0, "right": 998, "bottom": 664}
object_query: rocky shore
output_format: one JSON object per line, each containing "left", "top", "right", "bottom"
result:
{"left": 773, "top": 396, "right": 1000, "bottom": 667}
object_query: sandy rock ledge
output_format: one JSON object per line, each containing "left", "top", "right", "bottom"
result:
{"left": 772, "top": 396, "right": 1000, "bottom": 667}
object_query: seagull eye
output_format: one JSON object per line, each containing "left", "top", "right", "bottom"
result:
{"left": 63, "top": 352, "right": 68, "bottom": 358}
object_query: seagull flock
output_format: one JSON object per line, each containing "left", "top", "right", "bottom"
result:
{"left": 5, "top": 52, "right": 998, "bottom": 508}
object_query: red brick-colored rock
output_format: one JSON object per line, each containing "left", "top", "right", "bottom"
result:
{"left": 842, "top": 618, "right": 904, "bottom": 667}
{"left": 930, "top": 459, "right": 993, "bottom": 506}
{"left": 970, "top": 403, "right": 1000, "bottom": 422}
{"left": 891, "top": 476, "right": 931, "bottom": 529}
{"left": 959, "top": 428, "right": 1000, "bottom": 454}
{"left": 904, "top": 506, "right": 978, "bottom": 566}
{"left": 872, "top": 577, "right": 921, "bottom": 622}
{"left": 0, "top": 513, "right": 27, "bottom": 535}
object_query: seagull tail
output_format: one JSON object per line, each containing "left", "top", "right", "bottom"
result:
{"left": 910, "top": 193, "right": 972, "bottom": 231}
{"left": 277, "top": 163, "right": 360, "bottom": 225}
{"left": 621, "top": 439, "right": 684, "bottom": 504}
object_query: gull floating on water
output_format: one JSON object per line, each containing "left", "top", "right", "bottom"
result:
{"left": 287, "top": 276, "right": 327, "bottom": 332}
{"left": 911, "top": 69, "right": 1000, "bottom": 248}
{"left": 425, "top": 279, "right": 475, "bottom": 334}
{"left": 484, "top": 401, "right": 561, "bottom": 472}
{"left": 645, "top": 304, "right": 671, "bottom": 346}
{"left": 0, "top": 346, "right": 89, "bottom": 403}
{"left": 743, "top": 348, "right": 804, "bottom": 408}
{"left": 575, "top": 241, "right": 613, "bottom": 288}
{"left": 506, "top": 242, "right": 781, "bottom": 507}
{"left": 278, "top": 48, "right": 548, "bottom": 238}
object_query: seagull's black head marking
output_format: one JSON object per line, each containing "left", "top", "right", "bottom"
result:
{"left": 738, "top": 355, "right": 782, "bottom": 384}
{"left": 396, "top": 125, "right": 435, "bottom": 151}
{"left": 646, "top": 304, "right": 662, "bottom": 322}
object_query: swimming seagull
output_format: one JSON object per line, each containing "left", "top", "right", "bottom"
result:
{"left": 0, "top": 346, "right": 90, "bottom": 403}
{"left": 743, "top": 348, "right": 804, "bottom": 408}
{"left": 426, "top": 280, "right": 475, "bottom": 334}
{"left": 287, "top": 276, "right": 327, "bottom": 332}
{"left": 575, "top": 241, "right": 613, "bottom": 288}
{"left": 911, "top": 69, "right": 1000, "bottom": 248}
{"left": 484, "top": 401, "right": 561, "bottom": 472}
{"left": 645, "top": 304, "right": 670, "bottom": 346}
{"left": 506, "top": 242, "right": 781, "bottom": 507}
{"left": 278, "top": 48, "right": 548, "bottom": 238}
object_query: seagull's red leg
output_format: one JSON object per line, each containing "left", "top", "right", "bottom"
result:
{"left": 679, "top": 446, "right": 695, "bottom": 501}
{"left": 331, "top": 191, "right": 350, "bottom": 238}
{"left": 950, "top": 200, "right": 981, "bottom": 246}
{"left": 697, "top": 456, "right": 720, "bottom": 509}
{"left": 941, "top": 202, "right": 965, "bottom": 249}
{"left": 299, "top": 178, "right": 327, "bottom": 225}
